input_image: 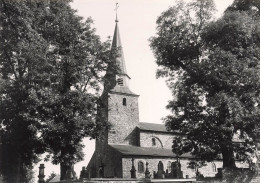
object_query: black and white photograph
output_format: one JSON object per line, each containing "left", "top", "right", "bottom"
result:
{"left": 0, "top": 0, "right": 259, "bottom": 182}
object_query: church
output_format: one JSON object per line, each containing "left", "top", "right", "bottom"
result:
{"left": 85, "top": 18, "right": 248, "bottom": 179}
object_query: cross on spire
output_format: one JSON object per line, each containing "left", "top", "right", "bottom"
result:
{"left": 115, "top": 2, "right": 119, "bottom": 22}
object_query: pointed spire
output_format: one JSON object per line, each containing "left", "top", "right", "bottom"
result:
{"left": 107, "top": 3, "right": 138, "bottom": 96}
{"left": 111, "top": 6, "right": 128, "bottom": 76}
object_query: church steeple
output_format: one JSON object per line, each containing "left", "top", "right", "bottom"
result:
{"left": 111, "top": 18, "right": 128, "bottom": 77}
{"left": 105, "top": 15, "right": 139, "bottom": 145}
{"left": 102, "top": 5, "right": 138, "bottom": 96}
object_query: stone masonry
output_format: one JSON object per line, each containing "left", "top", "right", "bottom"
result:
{"left": 122, "top": 158, "right": 248, "bottom": 179}
{"left": 108, "top": 93, "right": 139, "bottom": 145}
{"left": 139, "top": 131, "right": 176, "bottom": 149}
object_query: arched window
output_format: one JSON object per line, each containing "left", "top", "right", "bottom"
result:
{"left": 167, "top": 161, "right": 171, "bottom": 172}
{"left": 123, "top": 98, "right": 126, "bottom": 106}
{"left": 117, "top": 78, "right": 124, "bottom": 86}
{"left": 138, "top": 161, "right": 144, "bottom": 173}
{"left": 212, "top": 162, "right": 216, "bottom": 172}
{"left": 152, "top": 138, "right": 156, "bottom": 146}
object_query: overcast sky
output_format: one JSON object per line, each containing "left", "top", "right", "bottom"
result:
{"left": 35, "top": 0, "right": 234, "bottom": 178}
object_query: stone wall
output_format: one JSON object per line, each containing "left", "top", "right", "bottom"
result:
{"left": 122, "top": 157, "right": 196, "bottom": 179}
{"left": 139, "top": 131, "right": 176, "bottom": 149}
{"left": 50, "top": 179, "right": 196, "bottom": 183}
{"left": 86, "top": 145, "right": 124, "bottom": 178}
{"left": 122, "top": 157, "right": 249, "bottom": 179}
{"left": 104, "top": 145, "right": 123, "bottom": 178}
{"left": 108, "top": 93, "right": 139, "bottom": 145}
{"left": 196, "top": 161, "right": 221, "bottom": 178}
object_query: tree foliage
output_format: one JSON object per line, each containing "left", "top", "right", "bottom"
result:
{"left": 150, "top": 0, "right": 260, "bottom": 168}
{"left": 0, "top": 0, "right": 111, "bottom": 182}
{"left": 0, "top": 1, "right": 49, "bottom": 182}
{"left": 37, "top": 1, "right": 111, "bottom": 180}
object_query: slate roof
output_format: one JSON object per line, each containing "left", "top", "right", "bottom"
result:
{"left": 111, "top": 20, "right": 128, "bottom": 76}
{"left": 138, "top": 122, "right": 168, "bottom": 133}
{"left": 110, "top": 144, "right": 192, "bottom": 158}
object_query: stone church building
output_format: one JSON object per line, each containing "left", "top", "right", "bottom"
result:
{"left": 86, "top": 19, "right": 248, "bottom": 179}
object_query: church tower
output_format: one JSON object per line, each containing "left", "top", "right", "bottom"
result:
{"left": 89, "top": 16, "right": 140, "bottom": 178}
{"left": 104, "top": 18, "right": 139, "bottom": 145}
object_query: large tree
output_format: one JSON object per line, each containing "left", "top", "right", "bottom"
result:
{"left": 150, "top": 0, "right": 260, "bottom": 168}
{"left": 0, "top": 0, "right": 111, "bottom": 182}
{"left": 37, "top": 1, "right": 111, "bottom": 180}
{"left": 0, "top": 1, "right": 49, "bottom": 182}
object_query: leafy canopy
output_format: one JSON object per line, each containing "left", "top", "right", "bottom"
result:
{"left": 150, "top": 0, "right": 260, "bottom": 168}
{"left": 0, "top": 0, "right": 111, "bottom": 181}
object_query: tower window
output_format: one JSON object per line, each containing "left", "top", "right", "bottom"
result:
{"left": 117, "top": 78, "right": 124, "bottom": 86}
{"left": 138, "top": 161, "right": 144, "bottom": 173}
{"left": 123, "top": 98, "right": 126, "bottom": 106}
{"left": 152, "top": 138, "right": 156, "bottom": 146}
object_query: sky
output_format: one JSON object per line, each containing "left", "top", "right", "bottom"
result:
{"left": 34, "top": 0, "right": 234, "bottom": 179}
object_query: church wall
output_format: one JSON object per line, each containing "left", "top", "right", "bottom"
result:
{"left": 122, "top": 157, "right": 196, "bottom": 179}
{"left": 86, "top": 145, "right": 124, "bottom": 178}
{"left": 108, "top": 93, "right": 139, "bottom": 145}
{"left": 197, "top": 161, "right": 248, "bottom": 177}
{"left": 139, "top": 131, "right": 176, "bottom": 149}
{"left": 121, "top": 157, "right": 249, "bottom": 179}
{"left": 104, "top": 146, "right": 123, "bottom": 178}
{"left": 197, "top": 161, "right": 222, "bottom": 177}
{"left": 235, "top": 161, "right": 249, "bottom": 168}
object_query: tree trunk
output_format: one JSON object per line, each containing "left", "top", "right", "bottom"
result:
{"left": 60, "top": 162, "right": 76, "bottom": 180}
{"left": 222, "top": 147, "right": 236, "bottom": 168}
{"left": 60, "top": 162, "right": 69, "bottom": 181}
{"left": 7, "top": 153, "right": 21, "bottom": 183}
